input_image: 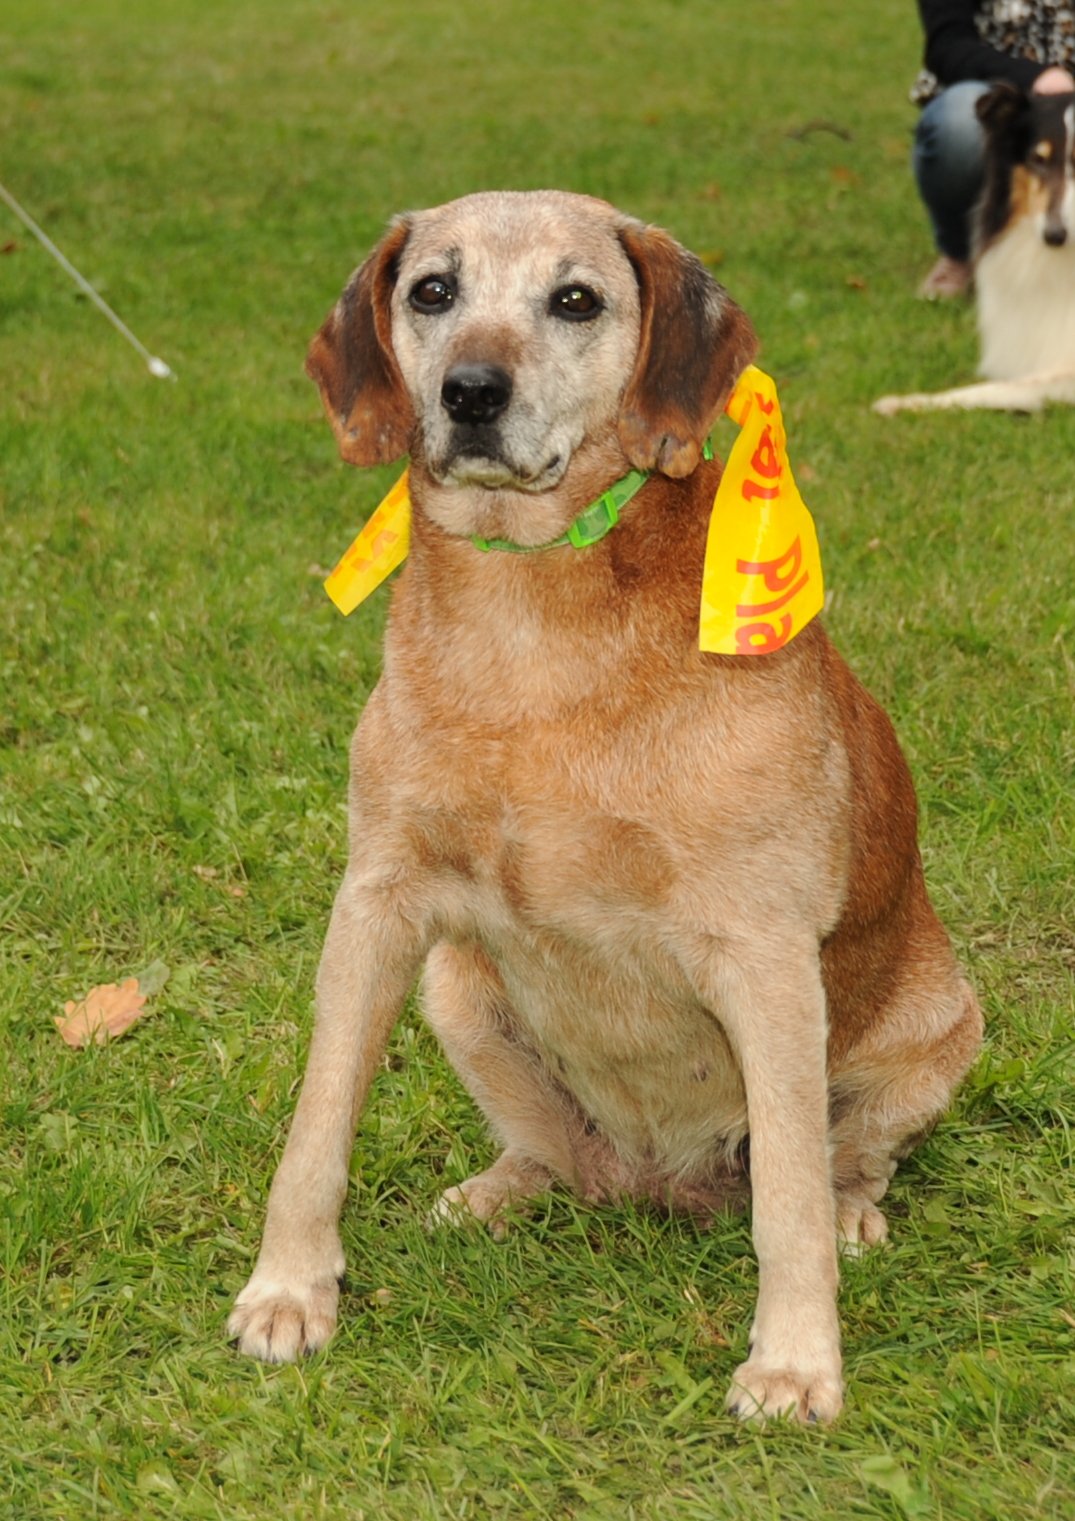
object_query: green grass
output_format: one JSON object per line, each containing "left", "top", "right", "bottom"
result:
{"left": 2, "top": 0, "right": 1073, "bottom": 1515}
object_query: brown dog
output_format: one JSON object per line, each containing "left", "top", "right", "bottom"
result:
{"left": 229, "top": 191, "right": 982, "bottom": 1423}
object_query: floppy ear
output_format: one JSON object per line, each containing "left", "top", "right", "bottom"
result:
{"left": 976, "top": 80, "right": 1030, "bottom": 140}
{"left": 616, "top": 222, "right": 757, "bottom": 478}
{"left": 305, "top": 216, "right": 415, "bottom": 466}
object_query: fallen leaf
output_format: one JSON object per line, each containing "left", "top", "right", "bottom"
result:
{"left": 54, "top": 961, "right": 169, "bottom": 1047}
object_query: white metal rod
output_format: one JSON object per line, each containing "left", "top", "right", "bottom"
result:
{"left": 0, "top": 180, "right": 175, "bottom": 379}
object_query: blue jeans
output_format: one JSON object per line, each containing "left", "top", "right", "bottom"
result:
{"left": 912, "top": 80, "right": 989, "bottom": 260}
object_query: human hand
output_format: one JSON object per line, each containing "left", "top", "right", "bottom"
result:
{"left": 1032, "top": 66, "right": 1075, "bottom": 94}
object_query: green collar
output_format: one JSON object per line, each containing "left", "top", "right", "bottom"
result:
{"left": 470, "top": 467, "right": 649, "bottom": 554}
{"left": 470, "top": 440, "right": 714, "bottom": 555}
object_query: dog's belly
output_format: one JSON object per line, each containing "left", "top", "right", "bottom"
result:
{"left": 408, "top": 773, "right": 778, "bottom": 1191}
{"left": 427, "top": 798, "right": 751, "bottom": 1184}
{"left": 491, "top": 926, "right": 748, "bottom": 1179}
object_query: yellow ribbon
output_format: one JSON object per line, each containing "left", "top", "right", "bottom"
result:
{"left": 324, "top": 365, "right": 823, "bottom": 657}
{"left": 324, "top": 469, "right": 411, "bottom": 616}
{"left": 698, "top": 364, "right": 823, "bottom": 654}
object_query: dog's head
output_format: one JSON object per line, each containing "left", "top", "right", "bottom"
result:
{"left": 306, "top": 191, "right": 755, "bottom": 498}
{"left": 977, "top": 84, "right": 1075, "bottom": 248}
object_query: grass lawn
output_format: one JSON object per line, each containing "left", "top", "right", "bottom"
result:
{"left": 2, "top": 0, "right": 1073, "bottom": 1515}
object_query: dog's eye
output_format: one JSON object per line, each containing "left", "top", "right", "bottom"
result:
{"left": 550, "top": 285, "right": 603, "bottom": 322}
{"left": 409, "top": 276, "right": 455, "bottom": 313}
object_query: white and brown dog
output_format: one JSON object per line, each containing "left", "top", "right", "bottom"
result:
{"left": 878, "top": 84, "right": 1075, "bottom": 414}
{"left": 229, "top": 191, "right": 982, "bottom": 1423}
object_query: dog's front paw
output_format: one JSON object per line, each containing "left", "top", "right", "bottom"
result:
{"left": 872, "top": 392, "right": 927, "bottom": 416}
{"left": 228, "top": 1274, "right": 340, "bottom": 1363}
{"left": 875, "top": 392, "right": 918, "bottom": 416}
{"left": 725, "top": 1357, "right": 844, "bottom": 1425}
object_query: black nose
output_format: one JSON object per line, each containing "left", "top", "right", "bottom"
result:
{"left": 440, "top": 363, "right": 512, "bottom": 426}
{"left": 1044, "top": 223, "right": 1068, "bottom": 247}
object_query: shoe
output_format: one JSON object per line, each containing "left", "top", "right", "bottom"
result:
{"left": 917, "top": 256, "right": 972, "bottom": 300}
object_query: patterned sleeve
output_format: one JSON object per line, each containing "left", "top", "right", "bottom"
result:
{"left": 917, "top": 0, "right": 1049, "bottom": 91}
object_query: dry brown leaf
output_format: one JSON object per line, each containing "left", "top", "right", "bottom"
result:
{"left": 55, "top": 977, "right": 148, "bottom": 1048}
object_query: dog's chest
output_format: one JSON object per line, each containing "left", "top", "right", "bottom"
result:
{"left": 379, "top": 642, "right": 832, "bottom": 1173}
{"left": 977, "top": 220, "right": 1075, "bottom": 379}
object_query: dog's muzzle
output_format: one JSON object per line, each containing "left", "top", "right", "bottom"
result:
{"left": 1043, "top": 217, "right": 1068, "bottom": 248}
{"left": 433, "top": 360, "right": 561, "bottom": 489}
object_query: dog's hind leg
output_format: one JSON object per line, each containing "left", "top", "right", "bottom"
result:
{"left": 829, "top": 977, "right": 982, "bottom": 1253}
{"left": 422, "top": 942, "right": 590, "bottom": 1233}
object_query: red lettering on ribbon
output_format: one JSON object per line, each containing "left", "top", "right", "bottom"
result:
{"left": 749, "top": 426, "right": 781, "bottom": 481}
{"left": 735, "top": 571, "right": 809, "bottom": 618}
{"left": 735, "top": 614, "right": 793, "bottom": 654}
{"left": 737, "top": 536, "right": 803, "bottom": 590}
{"left": 342, "top": 527, "right": 399, "bottom": 573}
{"left": 733, "top": 536, "right": 808, "bottom": 645}
{"left": 368, "top": 528, "right": 398, "bottom": 557}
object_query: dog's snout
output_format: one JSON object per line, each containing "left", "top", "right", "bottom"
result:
{"left": 441, "top": 363, "right": 513, "bottom": 426}
{"left": 1044, "top": 221, "right": 1068, "bottom": 248}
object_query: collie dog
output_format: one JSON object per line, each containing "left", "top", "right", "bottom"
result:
{"left": 876, "top": 84, "right": 1075, "bottom": 414}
